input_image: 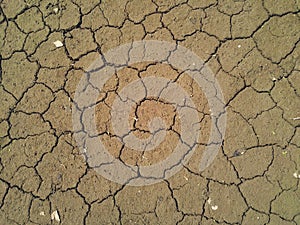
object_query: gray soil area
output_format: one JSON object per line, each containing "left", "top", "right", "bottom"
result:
{"left": 0, "top": 0, "right": 300, "bottom": 224}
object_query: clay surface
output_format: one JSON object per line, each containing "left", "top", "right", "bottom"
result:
{"left": 0, "top": 0, "right": 299, "bottom": 224}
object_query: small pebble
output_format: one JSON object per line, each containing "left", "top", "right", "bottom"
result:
{"left": 211, "top": 205, "right": 218, "bottom": 210}
{"left": 53, "top": 40, "right": 63, "bottom": 48}
{"left": 53, "top": 8, "right": 59, "bottom": 13}
{"left": 293, "top": 172, "right": 300, "bottom": 179}
{"left": 207, "top": 198, "right": 212, "bottom": 204}
{"left": 51, "top": 210, "right": 60, "bottom": 222}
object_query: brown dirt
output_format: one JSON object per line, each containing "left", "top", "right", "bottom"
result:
{"left": 0, "top": 0, "right": 300, "bottom": 224}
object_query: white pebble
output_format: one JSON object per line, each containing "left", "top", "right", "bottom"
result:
{"left": 293, "top": 172, "right": 300, "bottom": 179}
{"left": 207, "top": 198, "right": 212, "bottom": 204}
{"left": 51, "top": 210, "right": 60, "bottom": 222}
{"left": 53, "top": 8, "right": 59, "bottom": 13}
{"left": 53, "top": 40, "right": 63, "bottom": 48}
{"left": 211, "top": 205, "right": 218, "bottom": 210}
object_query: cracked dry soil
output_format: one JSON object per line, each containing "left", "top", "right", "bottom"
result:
{"left": 0, "top": 0, "right": 300, "bottom": 224}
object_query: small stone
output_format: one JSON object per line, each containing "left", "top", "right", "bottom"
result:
{"left": 293, "top": 172, "right": 299, "bottom": 179}
{"left": 207, "top": 198, "right": 212, "bottom": 204}
{"left": 238, "top": 44, "right": 241, "bottom": 48}
{"left": 53, "top": 8, "right": 59, "bottom": 13}
{"left": 51, "top": 210, "right": 60, "bottom": 222}
{"left": 53, "top": 40, "right": 63, "bottom": 48}
{"left": 211, "top": 205, "right": 218, "bottom": 210}
{"left": 39, "top": 211, "right": 45, "bottom": 216}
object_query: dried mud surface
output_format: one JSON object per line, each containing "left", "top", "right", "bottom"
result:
{"left": 0, "top": 0, "right": 300, "bottom": 224}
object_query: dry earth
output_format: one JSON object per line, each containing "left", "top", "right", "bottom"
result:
{"left": 0, "top": 0, "right": 300, "bottom": 224}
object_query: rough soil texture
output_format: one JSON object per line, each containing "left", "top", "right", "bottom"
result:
{"left": 0, "top": 0, "right": 300, "bottom": 225}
